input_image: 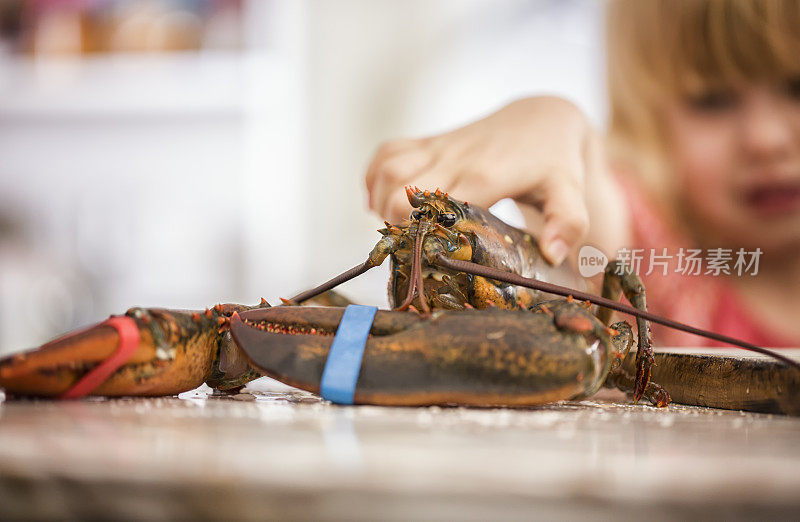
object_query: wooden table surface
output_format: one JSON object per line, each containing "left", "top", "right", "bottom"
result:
{"left": 1, "top": 378, "right": 799, "bottom": 521}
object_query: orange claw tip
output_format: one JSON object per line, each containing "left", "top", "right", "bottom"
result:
{"left": 204, "top": 309, "right": 213, "bottom": 318}
{"left": 0, "top": 322, "right": 151, "bottom": 382}
{"left": 259, "top": 298, "right": 269, "bottom": 307}
{"left": 434, "top": 188, "right": 442, "bottom": 197}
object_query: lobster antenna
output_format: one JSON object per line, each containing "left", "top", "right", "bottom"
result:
{"left": 289, "top": 262, "right": 375, "bottom": 304}
{"left": 435, "top": 254, "right": 800, "bottom": 371}
{"left": 395, "top": 220, "right": 431, "bottom": 314}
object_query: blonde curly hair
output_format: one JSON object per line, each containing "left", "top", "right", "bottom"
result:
{"left": 606, "top": 0, "right": 800, "bottom": 193}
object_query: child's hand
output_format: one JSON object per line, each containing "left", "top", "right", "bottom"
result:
{"left": 366, "top": 97, "right": 614, "bottom": 265}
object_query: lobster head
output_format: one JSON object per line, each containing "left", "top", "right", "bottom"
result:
{"left": 382, "top": 186, "right": 548, "bottom": 312}
{"left": 404, "top": 186, "right": 464, "bottom": 229}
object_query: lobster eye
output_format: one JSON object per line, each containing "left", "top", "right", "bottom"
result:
{"left": 437, "top": 212, "right": 457, "bottom": 227}
{"left": 410, "top": 210, "right": 423, "bottom": 221}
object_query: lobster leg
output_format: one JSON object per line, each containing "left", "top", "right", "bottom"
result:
{"left": 606, "top": 366, "right": 671, "bottom": 407}
{"left": 601, "top": 320, "right": 670, "bottom": 406}
{"left": 596, "top": 261, "right": 653, "bottom": 403}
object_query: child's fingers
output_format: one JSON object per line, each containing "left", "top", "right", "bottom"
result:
{"left": 383, "top": 191, "right": 415, "bottom": 223}
{"left": 365, "top": 139, "right": 418, "bottom": 196}
{"left": 381, "top": 166, "right": 457, "bottom": 223}
{"left": 447, "top": 177, "right": 503, "bottom": 209}
{"left": 539, "top": 179, "right": 590, "bottom": 266}
{"left": 516, "top": 202, "right": 546, "bottom": 236}
{"left": 369, "top": 149, "right": 433, "bottom": 215}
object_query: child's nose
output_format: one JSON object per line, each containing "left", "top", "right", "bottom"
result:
{"left": 739, "top": 89, "right": 795, "bottom": 161}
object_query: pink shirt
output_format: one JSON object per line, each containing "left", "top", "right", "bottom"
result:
{"left": 620, "top": 177, "right": 795, "bottom": 348}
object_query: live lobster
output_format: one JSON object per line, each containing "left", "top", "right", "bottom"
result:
{"left": 0, "top": 187, "right": 797, "bottom": 408}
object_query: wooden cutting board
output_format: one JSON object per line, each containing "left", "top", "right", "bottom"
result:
{"left": 625, "top": 348, "right": 800, "bottom": 415}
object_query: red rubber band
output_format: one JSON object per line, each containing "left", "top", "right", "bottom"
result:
{"left": 59, "top": 316, "right": 141, "bottom": 399}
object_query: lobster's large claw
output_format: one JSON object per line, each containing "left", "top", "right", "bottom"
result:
{"left": 0, "top": 308, "right": 223, "bottom": 397}
{"left": 229, "top": 307, "right": 422, "bottom": 394}
{"left": 230, "top": 306, "right": 613, "bottom": 407}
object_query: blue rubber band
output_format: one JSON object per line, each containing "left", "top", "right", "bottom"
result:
{"left": 320, "top": 304, "right": 378, "bottom": 404}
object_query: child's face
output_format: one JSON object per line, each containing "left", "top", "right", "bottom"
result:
{"left": 667, "top": 78, "right": 800, "bottom": 252}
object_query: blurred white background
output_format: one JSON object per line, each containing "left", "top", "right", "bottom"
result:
{"left": 0, "top": 0, "right": 603, "bottom": 355}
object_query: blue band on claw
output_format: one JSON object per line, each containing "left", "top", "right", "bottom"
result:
{"left": 320, "top": 305, "right": 378, "bottom": 405}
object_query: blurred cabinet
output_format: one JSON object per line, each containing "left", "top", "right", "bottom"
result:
{"left": 0, "top": 44, "right": 308, "bottom": 353}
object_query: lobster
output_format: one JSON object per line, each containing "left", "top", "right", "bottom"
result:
{"left": 0, "top": 187, "right": 797, "bottom": 409}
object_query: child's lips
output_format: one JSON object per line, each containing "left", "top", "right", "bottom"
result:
{"left": 743, "top": 181, "right": 800, "bottom": 217}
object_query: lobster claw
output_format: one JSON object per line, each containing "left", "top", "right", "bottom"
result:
{"left": 0, "top": 308, "right": 222, "bottom": 397}
{"left": 229, "top": 306, "right": 423, "bottom": 393}
{"left": 230, "top": 306, "right": 612, "bottom": 407}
